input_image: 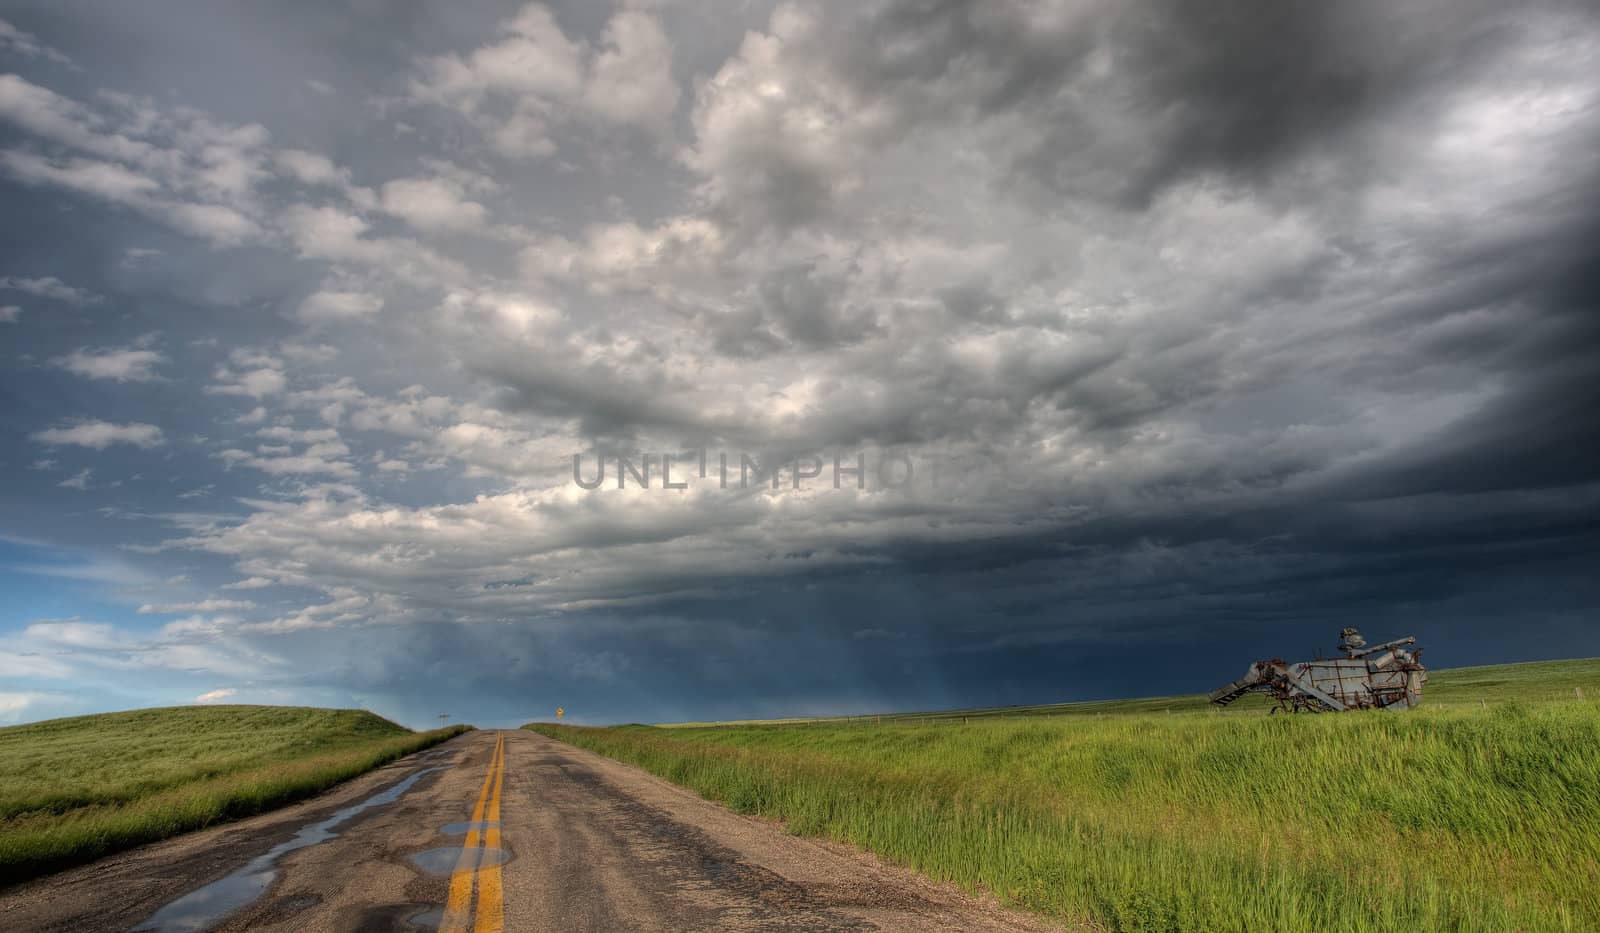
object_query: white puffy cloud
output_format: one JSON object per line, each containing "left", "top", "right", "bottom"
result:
{"left": 488, "top": 107, "right": 557, "bottom": 159}
{"left": 55, "top": 346, "right": 164, "bottom": 382}
{"left": 167, "top": 472, "right": 1045, "bottom": 629}
{"left": 218, "top": 421, "right": 356, "bottom": 478}
{"left": 683, "top": 6, "right": 873, "bottom": 232}
{"left": 210, "top": 366, "right": 286, "bottom": 398}
{"left": 278, "top": 205, "right": 466, "bottom": 284}
{"left": 273, "top": 149, "right": 376, "bottom": 209}
{"left": 0, "top": 274, "right": 104, "bottom": 305}
{"left": 379, "top": 176, "right": 489, "bottom": 233}
{"left": 138, "top": 599, "right": 258, "bottom": 614}
{"left": 32, "top": 420, "right": 165, "bottom": 449}
{"left": 219, "top": 450, "right": 354, "bottom": 477}
{"left": 208, "top": 348, "right": 287, "bottom": 398}
{"left": 583, "top": 10, "right": 681, "bottom": 131}
{"left": 298, "top": 289, "right": 384, "bottom": 322}
{"left": 0, "top": 74, "right": 152, "bottom": 164}
{"left": 274, "top": 149, "right": 349, "bottom": 187}
{"left": 0, "top": 74, "right": 275, "bottom": 246}
{"left": 419, "top": 158, "right": 501, "bottom": 196}
{"left": 257, "top": 426, "right": 340, "bottom": 443}
{"left": 414, "top": 5, "right": 583, "bottom": 105}
{"left": 163, "top": 201, "right": 261, "bottom": 245}
{"left": 0, "top": 150, "right": 160, "bottom": 204}
{"left": 222, "top": 576, "right": 275, "bottom": 590}
{"left": 57, "top": 468, "right": 91, "bottom": 490}
{"left": 410, "top": 3, "right": 680, "bottom": 158}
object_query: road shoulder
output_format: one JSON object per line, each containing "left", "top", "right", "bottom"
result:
{"left": 516, "top": 730, "right": 1088, "bottom": 932}
{"left": 0, "top": 736, "right": 471, "bottom": 933}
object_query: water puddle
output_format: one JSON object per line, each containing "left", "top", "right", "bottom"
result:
{"left": 407, "top": 906, "right": 445, "bottom": 929}
{"left": 438, "top": 820, "right": 499, "bottom": 835}
{"left": 408, "top": 846, "right": 509, "bottom": 876}
{"left": 131, "top": 766, "right": 447, "bottom": 932}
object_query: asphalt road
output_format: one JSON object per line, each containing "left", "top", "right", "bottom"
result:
{"left": 0, "top": 729, "right": 1069, "bottom": 932}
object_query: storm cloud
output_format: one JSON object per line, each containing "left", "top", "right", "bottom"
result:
{"left": 1, "top": 0, "right": 1596, "bottom": 727}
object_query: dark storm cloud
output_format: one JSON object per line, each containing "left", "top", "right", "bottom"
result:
{"left": 1098, "top": 0, "right": 1516, "bottom": 202}
{"left": 688, "top": 0, "right": 1593, "bottom": 216}
{"left": 753, "top": 261, "right": 879, "bottom": 349}
{"left": 1, "top": 0, "right": 1597, "bottom": 726}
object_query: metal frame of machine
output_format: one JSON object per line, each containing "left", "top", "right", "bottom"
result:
{"left": 1209, "top": 628, "right": 1427, "bottom": 713}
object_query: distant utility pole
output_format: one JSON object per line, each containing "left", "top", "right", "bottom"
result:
{"left": 438, "top": 713, "right": 450, "bottom": 726}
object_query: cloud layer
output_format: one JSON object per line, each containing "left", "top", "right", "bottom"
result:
{"left": 1, "top": 0, "right": 1596, "bottom": 726}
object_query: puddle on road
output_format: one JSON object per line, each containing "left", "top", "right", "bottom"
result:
{"left": 438, "top": 820, "right": 499, "bottom": 835}
{"left": 407, "top": 906, "right": 445, "bottom": 929}
{"left": 408, "top": 845, "right": 509, "bottom": 876}
{"left": 130, "top": 766, "right": 447, "bottom": 933}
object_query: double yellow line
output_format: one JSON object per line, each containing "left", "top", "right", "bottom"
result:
{"left": 442, "top": 732, "right": 506, "bottom": 933}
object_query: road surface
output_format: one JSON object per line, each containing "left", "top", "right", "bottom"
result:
{"left": 0, "top": 729, "right": 1071, "bottom": 932}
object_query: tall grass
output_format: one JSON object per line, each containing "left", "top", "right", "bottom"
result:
{"left": 0, "top": 705, "right": 468, "bottom": 885}
{"left": 661, "top": 657, "right": 1600, "bottom": 727}
{"left": 530, "top": 687, "right": 1600, "bottom": 931}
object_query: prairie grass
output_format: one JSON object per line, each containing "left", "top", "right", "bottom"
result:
{"left": 0, "top": 705, "right": 467, "bottom": 885}
{"left": 529, "top": 659, "right": 1600, "bottom": 932}
{"left": 661, "top": 657, "right": 1600, "bottom": 727}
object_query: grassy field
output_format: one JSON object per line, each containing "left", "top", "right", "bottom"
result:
{"left": 660, "top": 657, "right": 1600, "bottom": 727}
{"left": 0, "top": 705, "right": 468, "bottom": 886}
{"left": 528, "top": 658, "right": 1600, "bottom": 932}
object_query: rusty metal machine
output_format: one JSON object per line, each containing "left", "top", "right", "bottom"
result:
{"left": 1209, "top": 628, "right": 1427, "bottom": 712}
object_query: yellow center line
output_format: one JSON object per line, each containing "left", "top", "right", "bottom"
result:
{"left": 441, "top": 732, "right": 503, "bottom": 933}
{"left": 475, "top": 732, "right": 507, "bottom": 933}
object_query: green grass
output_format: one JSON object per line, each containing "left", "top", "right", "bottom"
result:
{"left": 661, "top": 657, "right": 1600, "bottom": 727}
{"left": 0, "top": 705, "right": 468, "bottom": 886}
{"left": 528, "top": 658, "right": 1600, "bottom": 932}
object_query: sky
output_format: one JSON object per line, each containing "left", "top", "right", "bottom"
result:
{"left": 0, "top": 0, "right": 1597, "bottom": 730}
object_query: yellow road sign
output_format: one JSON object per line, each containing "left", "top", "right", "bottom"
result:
{"left": 556, "top": 707, "right": 564, "bottom": 719}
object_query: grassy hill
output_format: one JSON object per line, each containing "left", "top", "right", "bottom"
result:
{"left": 0, "top": 705, "right": 467, "bottom": 886}
{"left": 529, "top": 658, "right": 1600, "bottom": 932}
